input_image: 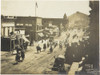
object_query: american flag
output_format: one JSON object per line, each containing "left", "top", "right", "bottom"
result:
{"left": 36, "top": 2, "right": 38, "bottom": 8}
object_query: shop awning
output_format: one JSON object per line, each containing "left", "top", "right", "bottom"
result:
{"left": 58, "top": 55, "right": 65, "bottom": 59}
{"left": 38, "top": 33, "right": 44, "bottom": 37}
{"left": 22, "top": 35, "right": 30, "bottom": 43}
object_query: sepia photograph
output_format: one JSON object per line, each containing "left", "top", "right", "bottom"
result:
{"left": 1, "top": 0, "right": 99, "bottom": 75}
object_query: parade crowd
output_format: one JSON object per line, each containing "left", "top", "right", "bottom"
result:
{"left": 15, "top": 28, "right": 89, "bottom": 67}
{"left": 14, "top": 38, "right": 66, "bottom": 64}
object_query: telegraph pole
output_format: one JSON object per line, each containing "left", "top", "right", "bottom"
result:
{"left": 35, "top": 2, "right": 36, "bottom": 16}
{"left": 35, "top": 1, "right": 38, "bottom": 17}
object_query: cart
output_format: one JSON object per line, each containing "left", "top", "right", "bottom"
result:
{"left": 52, "top": 55, "right": 66, "bottom": 72}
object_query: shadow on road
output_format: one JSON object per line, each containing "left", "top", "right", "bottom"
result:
{"left": 13, "top": 63, "right": 18, "bottom": 65}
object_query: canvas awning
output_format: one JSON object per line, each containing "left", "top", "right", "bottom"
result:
{"left": 21, "top": 35, "right": 30, "bottom": 43}
{"left": 38, "top": 33, "right": 44, "bottom": 37}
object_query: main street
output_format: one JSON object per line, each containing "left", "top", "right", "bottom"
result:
{"left": 1, "top": 32, "right": 67, "bottom": 74}
{"left": 1, "top": 29, "right": 89, "bottom": 74}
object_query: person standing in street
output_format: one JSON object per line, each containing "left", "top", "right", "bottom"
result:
{"left": 20, "top": 44, "right": 25, "bottom": 62}
{"left": 16, "top": 45, "right": 21, "bottom": 54}
{"left": 36, "top": 45, "right": 41, "bottom": 53}
{"left": 15, "top": 52, "right": 20, "bottom": 64}
{"left": 54, "top": 42, "right": 57, "bottom": 48}
{"left": 47, "top": 42, "right": 49, "bottom": 48}
{"left": 23, "top": 42, "right": 28, "bottom": 50}
{"left": 59, "top": 43, "right": 62, "bottom": 49}
{"left": 50, "top": 46, "right": 53, "bottom": 53}
{"left": 43, "top": 43, "right": 46, "bottom": 51}
{"left": 21, "top": 50, "right": 25, "bottom": 62}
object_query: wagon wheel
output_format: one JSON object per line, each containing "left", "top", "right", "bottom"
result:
{"left": 58, "top": 65, "right": 65, "bottom": 72}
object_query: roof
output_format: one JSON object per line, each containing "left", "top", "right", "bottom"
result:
{"left": 2, "top": 16, "right": 42, "bottom": 20}
{"left": 68, "top": 11, "right": 89, "bottom": 19}
{"left": 16, "top": 16, "right": 42, "bottom": 19}
{"left": 42, "top": 18, "right": 63, "bottom": 20}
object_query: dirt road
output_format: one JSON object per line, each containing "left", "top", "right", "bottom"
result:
{"left": 1, "top": 29, "right": 88, "bottom": 74}
{"left": 1, "top": 33, "right": 67, "bottom": 74}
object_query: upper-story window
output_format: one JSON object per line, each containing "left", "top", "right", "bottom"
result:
{"left": 16, "top": 23, "right": 20, "bottom": 26}
{"left": 16, "top": 23, "right": 23, "bottom": 26}
{"left": 44, "top": 21, "right": 46, "bottom": 23}
{"left": 25, "top": 24, "right": 32, "bottom": 26}
{"left": 29, "top": 24, "right": 32, "bottom": 26}
{"left": 37, "top": 25, "right": 38, "bottom": 30}
{"left": 25, "top": 24, "right": 28, "bottom": 26}
{"left": 20, "top": 24, "right": 23, "bottom": 26}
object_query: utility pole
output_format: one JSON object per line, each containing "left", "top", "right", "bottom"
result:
{"left": 35, "top": 2, "right": 36, "bottom": 16}
{"left": 35, "top": 1, "right": 38, "bottom": 17}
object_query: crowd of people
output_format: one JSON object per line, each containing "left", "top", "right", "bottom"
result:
{"left": 14, "top": 28, "right": 89, "bottom": 66}
{"left": 36, "top": 40, "right": 65, "bottom": 54}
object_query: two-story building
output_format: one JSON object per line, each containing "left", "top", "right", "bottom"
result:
{"left": 1, "top": 16, "right": 16, "bottom": 37}
{"left": 1, "top": 16, "right": 16, "bottom": 51}
{"left": 15, "top": 16, "right": 43, "bottom": 43}
{"left": 42, "top": 18, "right": 63, "bottom": 36}
{"left": 42, "top": 18, "right": 63, "bottom": 29}
{"left": 42, "top": 18, "right": 63, "bottom": 37}
{"left": 1, "top": 16, "right": 63, "bottom": 48}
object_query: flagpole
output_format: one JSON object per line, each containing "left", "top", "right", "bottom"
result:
{"left": 35, "top": 2, "right": 36, "bottom": 17}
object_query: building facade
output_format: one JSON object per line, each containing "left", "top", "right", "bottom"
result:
{"left": 1, "top": 16, "right": 63, "bottom": 43}
{"left": 42, "top": 18, "right": 63, "bottom": 36}
{"left": 42, "top": 18, "right": 63, "bottom": 29}
{"left": 1, "top": 16, "right": 16, "bottom": 37}
{"left": 15, "top": 16, "right": 43, "bottom": 42}
{"left": 1, "top": 16, "right": 16, "bottom": 51}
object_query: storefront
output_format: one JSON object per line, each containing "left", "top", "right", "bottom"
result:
{"left": 1, "top": 37, "right": 16, "bottom": 51}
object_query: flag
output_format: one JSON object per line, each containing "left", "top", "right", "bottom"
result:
{"left": 36, "top": 2, "right": 38, "bottom": 8}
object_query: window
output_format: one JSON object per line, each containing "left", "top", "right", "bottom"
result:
{"left": 37, "top": 25, "right": 38, "bottom": 30}
{"left": 44, "top": 21, "right": 46, "bottom": 23}
{"left": 8, "top": 27, "right": 10, "bottom": 36}
{"left": 16, "top": 23, "right": 23, "bottom": 26}
{"left": 25, "top": 24, "right": 32, "bottom": 26}
{"left": 12, "top": 27, "right": 14, "bottom": 32}
{"left": 29, "top": 24, "right": 32, "bottom": 26}
{"left": 20, "top": 24, "right": 23, "bottom": 26}
{"left": 25, "top": 24, "right": 28, "bottom": 26}
{"left": 3, "top": 27, "right": 5, "bottom": 36}
{"left": 16, "top": 23, "right": 20, "bottom": 26}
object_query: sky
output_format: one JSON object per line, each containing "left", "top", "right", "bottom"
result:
{"left": 1, "top": 0, "right": 91, "bottom": 18}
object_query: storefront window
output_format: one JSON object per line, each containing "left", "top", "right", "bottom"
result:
{"left": 37, "top": 25, "right": 38, "bottom": 30}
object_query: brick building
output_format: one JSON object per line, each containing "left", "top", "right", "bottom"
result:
{"left": 15, "top": 16, "right": 43, "bottom": 43}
